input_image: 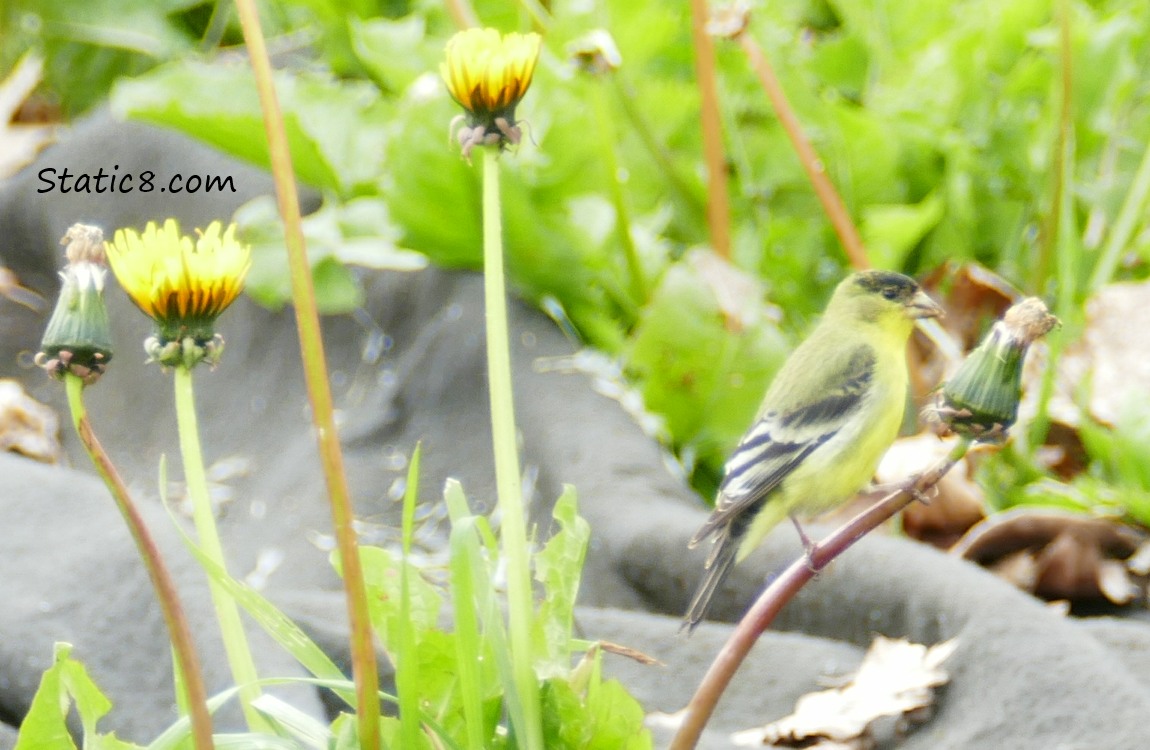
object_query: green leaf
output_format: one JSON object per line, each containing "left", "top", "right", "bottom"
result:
{"left": 625, "top": 258, "right": 790, "bottom": 489}
{"left": 445, "top": 481, "right": 494, "bottom": 750}
{"left": 16, "top": 643, "right": 142, "bottom": 750}
{"left": 861, "top": 191, "right": 945, "bottom": 270}
{"left": 251, "top": 694, "right": 331, "bottom": 749}
{"left": 355, "top": 546, "right": 442, "bottom": 638}
{"left": 540, "top": 678, "right": 590, "bottom": 749}
{"left": 111, "top": 62, "right": 389, "bottom": 195}
{"left": 585, "top": 679, "right": 651, "bottom": 750}
{"left": 395, "top": 443, "right": 425, "bottom": 749}
{"left": 533, "top": 487, "right": 589, "bottom": 677}
{"left": 235, "top": 195, "right": 426, "bottom": 313}
{"left": 351, "top": 16, "right": 435, "bottom": 94}
{"left": 6, "top": 0, "right": 196, "bottom": 114}
{"left": 159, "top": 462, "right": 355, "bottom": 709}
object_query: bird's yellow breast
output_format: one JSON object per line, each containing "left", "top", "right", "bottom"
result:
{"left": 736, "top": 333, "right": 908, "bottom": 561}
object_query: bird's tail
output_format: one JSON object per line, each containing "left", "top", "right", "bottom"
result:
{"left": 681, "top": 526, "right": 740, "bottom": 635}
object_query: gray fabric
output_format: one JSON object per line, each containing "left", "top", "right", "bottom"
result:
{"left": 2, "top": 112, "right": 1149, "bottom": 749}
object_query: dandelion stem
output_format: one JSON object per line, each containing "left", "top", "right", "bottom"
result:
{"left": 173, "top": 365, "right": 265, "bottom": 731}
{"left": 591, "top": 81, "right": 646, "bottom": 305}
{"left": 736, "top": 31, "right": 870, "bottom": 270}
{"left": 669, "top": 438, "right": 971, "bottom": 749}
{"left": 482, "top": 146, "right": 544, "bottom": 750}
{"left": 64, "top": 374, "right": 214, "bottom": 750}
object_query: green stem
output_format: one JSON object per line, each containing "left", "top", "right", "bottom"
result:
{"left": 611, "top": 76, "right": 707, "bottom": 223}
{"left": 174, "top": 365, "right": 265, "bottom": 732}
{"left": 64, "top": 374, "right": 215, "bottom": 750}
{"left": 233, "top": 0, "right": 381, "bottom": 745}
{"left": 1089, "top": 136, "right": 1150, "bottom": 291}
{"left": 482, "top": 147, "right": 544, "bottom": 750}
{"left": 591, "top": 81, "right": 646, "bottom": 305}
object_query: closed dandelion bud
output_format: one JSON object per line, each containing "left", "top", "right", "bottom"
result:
{"left": 36, "top": 224, "right": 114, "bottom": 384}
{"left": 937, "top": 297, "right": 1059, "bottom": 442}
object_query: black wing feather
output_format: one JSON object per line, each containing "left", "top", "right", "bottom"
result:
{"left": 689, "top": 345, "right": 877, "bottom": 546}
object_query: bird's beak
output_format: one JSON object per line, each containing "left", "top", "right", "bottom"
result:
{"left": 908, "top": 290, "right": 944, "bottom": 319}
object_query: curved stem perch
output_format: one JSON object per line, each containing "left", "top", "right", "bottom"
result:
{"left": 65, "top": 374, "right": 215, "bottom": 750}
{"left": 669, "top": 438, "right": 972, "bottom": 749}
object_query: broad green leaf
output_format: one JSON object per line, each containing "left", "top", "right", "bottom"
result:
{"left": 111, "top": 62, "right": 389, "bottom": 195}
{"left": 626, "top": 257, "right": 790, "bottom": 490}
{"left": 861, "top": 191, "right": 945, "bottom": 270}
{"left": 354, "top": 546, "right": 442, "bottom": 638}
{"left": 351, "top": 16, "right": 435, "bottom": 94}
{"left": 235, "top": 195, "right": 425, "bottom": 313}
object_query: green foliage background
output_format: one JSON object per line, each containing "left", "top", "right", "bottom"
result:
{"left": 6, "top": 0, "right": 1150, "bottom": 498}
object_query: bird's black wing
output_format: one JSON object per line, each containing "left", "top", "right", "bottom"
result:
{"left": 689, "top": 344, "right": 876, "bottom": 546}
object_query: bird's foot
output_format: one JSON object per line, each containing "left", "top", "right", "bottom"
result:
{"left": 790, "top": 516, "right": 821, "bottom": 573}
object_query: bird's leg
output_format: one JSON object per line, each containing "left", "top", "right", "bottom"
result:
{"left": 789, "top": 515, "right": 819, "bottom": 572}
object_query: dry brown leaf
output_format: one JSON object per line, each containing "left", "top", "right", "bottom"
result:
{"left": 1022, "top": 279, "right": 1150, "bottom": 430}
{"left": 734, "top": 636, "right": 957, "bottom": 748}
{"left": 952, "top": 508, "right": 1145, "bottom": 604}
{"left": 1125, "top": 539, "right": 1150, "bottom": 575}
{"left": 0, "top": 379, "right": 62, "bottom": 463}
{"left": 921, "top": 261, "right": 1020, "bottom": 349}
{"left": 873, "top": 433, "right": 986, "bottom": 548}
{"left": 0, "top": 53, "right": 57, "bottom": 179}
{"left": 598, "top": 639, "right": 663, "bottom": 666}
{"left": 987, "top": 549, "right": 1039, "bottom": 591}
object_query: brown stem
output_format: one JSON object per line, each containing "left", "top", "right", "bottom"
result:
{"left": 736, "top": 32, "right": 870, "bottom": 270}
{"left": 669, "top": 440, "right": 970, "bottom": 749}
{"left": 66, "top": 377, "right": 214, "bottom": 749}
{"left": 232, "top": 1, "right": 381, "bottom": 747}
{"left": 689, "top": 0, "right": 733, "bottom": 259}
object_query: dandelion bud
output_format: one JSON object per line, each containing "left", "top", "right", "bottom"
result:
{"left": 936, "top": 297, "right": 1059, "bottom": 442}
{"left": 36, "top": 224, "right": 114, "bottom": 384}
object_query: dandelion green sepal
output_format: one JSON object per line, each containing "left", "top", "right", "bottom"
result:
{"left": 36, "top": 224, "right": 114, "bottom": 384}
{"left": 937, "top": 297, "right": 1059, "bottom": 442}
{"left": 104, "top": 219, "right": 250, "bottom": 368}
{"left": 441, "top": 27, "right": 542, "bottom": 158}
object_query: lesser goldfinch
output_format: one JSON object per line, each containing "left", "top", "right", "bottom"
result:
{"left": 683, "top": 270, "right": 943, "bottom": 633}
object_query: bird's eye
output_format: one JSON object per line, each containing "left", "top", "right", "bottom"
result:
{"left": 881, "top": 288, "right": 899, "bottom": 301}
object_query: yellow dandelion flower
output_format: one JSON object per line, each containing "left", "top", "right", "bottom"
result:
{"left": 105, "top": 219, "right": 251, "bottom": 367}
{"left": 440, "top": 27, "right": 542, "bottom": 157}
